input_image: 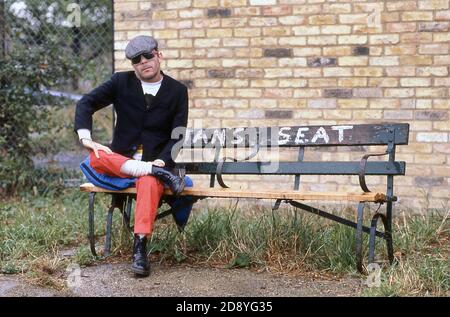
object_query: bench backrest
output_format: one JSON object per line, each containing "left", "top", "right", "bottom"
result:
{"left": 176, "top": 123, "right": 409, "bottom": 196}
{"left": 181, "top": 123, "right": 409, "bottom": 148}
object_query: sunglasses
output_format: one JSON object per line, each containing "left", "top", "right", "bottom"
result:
{"left": 131, "top": 52, "right": 157, "bottom": 64}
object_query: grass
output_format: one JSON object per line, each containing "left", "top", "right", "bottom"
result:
{"left": 0, "top": 189, "right": 448, "bottom": 296}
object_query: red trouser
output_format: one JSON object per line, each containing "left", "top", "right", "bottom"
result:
{"left": 89, "top": 151, "right": 164, "bottom": 236}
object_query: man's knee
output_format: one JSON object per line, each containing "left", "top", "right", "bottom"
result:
{"left": 137, "top": 175, "right": 163, "bottom": 188}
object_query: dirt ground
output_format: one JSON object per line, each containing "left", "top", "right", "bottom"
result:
{"left": 0, "top": 262, "right": 364, "bottom": 297}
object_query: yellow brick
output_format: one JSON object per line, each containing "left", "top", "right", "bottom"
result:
{"left": 308, "top": 15, "right": 336, "bottom": 25}
{"left": 153, "top": 30, "right": 178, "bottom": 39}
{"left": 236, "top": 89, "right": 263, "bottom": 98}
{"left": 323, "top": 46, "right": 352, "bottom": 56}
{"left": 208, "top": 89, "right": 234, "bottom": 98}
{"left": 250, "top": 58, "right": 274, "bottom": 68}
{"left": 208, "top": 109, "right": 235, "bottom": 118}
{"left": 179, "top": 9, "right": 204, "bottom": 19}
{"left": 418, "top": 0, "right": 449, "bottom": 10}
{"left": 293, "top": 69, "right": 322, "bottom": 78}
{"left": 401, "top": 78, "right": 431, "bottom": 87}
{"left": 221, "top": 0, "right": 246, "bottom": 6}
{"left": 236, "top": 48, "right": 262, "bottom": 58}
{"left": 338, "top": 78, "right": 368, "bottom": 87}
{"left": 250, "top": 37, "right": 278, "bottom": 46}
{"left": 115, "top": 2, "right": 139, "bottom": 11}
{"left": 323, "top": 67, "right": 352, "bottom": 77}
{"left": 222, "top": 99, "right": 249, "bottom": 108}
{"left": 416, "top": 88, "right": 447, "bottom": 97}
{"left": 338, "top": 99, "right": 368, "bottom": 109}
{"left": 338, "top": 35, "right": 367, "bottom": 44}
{"left": 221, "top": 17, "right": 248, "bottom": 28}
{"left": 370, "top": 57, "right": 399, "bottom": 66}
{"left": 167, "top": 39, "right": 193, "bottom": 48}
{"left": 166, "top": 0, "right": 192, "bottom": 9}
{"left": 339, "top": 56, "right": 368, "bottom": 66}
{"left": 402, "top": 11, "right": 434, "bottom": 21}
{"left": 339, "top": 14, "right": 368, "bottom": 24}
{"left": 207, "top": 28, "right": 233, "bottom": 38}
{"left": 265, "top": 68, "right": 293, "bottom": 78}
{"left": 250, "top": 99, "right": 277, "bottom": 108}
{"left": 167, "top": 59, "right": 193, "bottom": 68}
{"left": 263, "top": 27, "right": 291, "bottom": 36}
{"left": 308, "top": 35, "right": 337, "bottom": 45}
{"left": 434, "top": 99, "right": 450, "bottom": 109}
{"left": 324, "top": 110, "right": 352, "bottom": 120}
{"left": 194, "top": 0, "right": 219, "bottom": 7}
{"left": 321, "top": 25, "right": 352, "bottom": 34}
{"left": 263, "top": 88, "right": 293, "bottom": 98}
{"left": 293, "top": 110, "right": 323, "bottom": 119}
{"left": 293, "top": 26, "right": 320, "bottom": 35}
{"left": 194, "top": 39, "right": 221, "bottom": 48}
{"left": 235, "top": 28, "right": 262, "bottom": 37}
{"left": 278, "top": 99, "right": 307, "bottom": 108}
{"left": 194, "top": 18, "right": 221, "bottom": 28}
{"left": 251, "top": 80, "right": 278, "bottom": 88}
{"left": 354, "top": 67, "right": 383, "bottom": 77}
{"left": 370, "top": 34, "right": 400, "bottom": 45}
{"left": 293, "top": 47, "right": 322, "bottom": 56}
{"left": 223, "top": 79, "right": 249, "bottom": 88}
{"left": 153, "top": 10, "right": 178, "bottom": 20}
{"left": 433, "top": 121, "right": 450, "bottom": 131}
{"left": 309, "top": 78, "right": 337, "bottom": 87}
{"left": 279, "top": 79, "right": 307, "bottom": 88}
{"left": 369, "top": 78, "right": 398, "bottom": 87}
{"left": 415, "top": 154, "right": 446, "bottom": 164}
{"left": 223, "top": 59, "right": 249, "bottom": 67}
{"left": 194, "top": 59, "right": 222, "bottom": 67}
{"left": 293, "top": 5, "right": 321, "bottom": 15}
{"left": 353, "top": 110, "right": 383, "bottom": 120}
{"left": 223, "top": 38, "right": 249, "bottom": 47}
{"left": 385, "top": 45, "right": 416, "bottom": 55}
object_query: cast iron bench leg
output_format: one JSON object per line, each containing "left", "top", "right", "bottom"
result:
{"left": 368, "top": 205, "right": 395, "bottom": 266}
{"left": 88, "top": 192, "right": 97, "bottom": 257}
{"left": 355, "top": 201, "right": 365, "bottom": 274}
{"left": 104, "top": 204, "right": 115, "bottom": 257}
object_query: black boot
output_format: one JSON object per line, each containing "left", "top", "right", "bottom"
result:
{"left": 131, "top": 234, "right": 150, "bottom": 277}
{"left": 152, "top": 166, "right": 185, "bottom": 196}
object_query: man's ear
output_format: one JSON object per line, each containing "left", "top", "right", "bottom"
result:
{"left": 157, "top": 51, "right": 163, "bottom": 61}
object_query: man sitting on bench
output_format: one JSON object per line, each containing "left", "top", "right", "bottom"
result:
{"left": 74, "top": 35, "right": 189, "bottom": 277}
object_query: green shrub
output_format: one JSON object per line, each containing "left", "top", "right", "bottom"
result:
{"left": 0, "top": 45, "right": 78, "bottom": 195}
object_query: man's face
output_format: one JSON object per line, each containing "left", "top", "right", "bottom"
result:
{"left": 132, "top": 50, "right": 162, "bottom": 82}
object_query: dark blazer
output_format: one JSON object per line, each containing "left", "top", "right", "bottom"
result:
{"left": 74, "top": 71, "right": 188, "bottom": 167}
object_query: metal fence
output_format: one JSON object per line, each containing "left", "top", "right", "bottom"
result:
{"left": 1, "top": 0, "right": 113, "bottom": 93}
{"left": 0, "top": 0, "right": 114, "bottom": 171}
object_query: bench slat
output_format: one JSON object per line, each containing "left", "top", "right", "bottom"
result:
{"left": 80, "top": 183, "right": 388, "bottom": 202}
{"left": 179, "top": 161, "right": 405, "bottom": 175}
{"left": 182, "top": 123, "right": 409, "bottom": 148}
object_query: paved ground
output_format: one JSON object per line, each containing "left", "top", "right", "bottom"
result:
{"left": 0, "top": 262, "right": 363, "bottom": 297}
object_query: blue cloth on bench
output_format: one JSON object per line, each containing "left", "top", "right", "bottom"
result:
{"left": 80, "top": 157, "right": 136, "bottom": 190}
{"left": 80, "top": 156, "right": 194, "bottom": 228}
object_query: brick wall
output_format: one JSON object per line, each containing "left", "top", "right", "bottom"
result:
{"left": 114, "top": 0, "right": 450, "bottom": 210}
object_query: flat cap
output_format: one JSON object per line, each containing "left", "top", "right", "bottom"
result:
{"left": 125, "top": 35, "right": 158, "bottom": 59}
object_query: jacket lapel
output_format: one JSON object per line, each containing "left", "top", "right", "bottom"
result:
{"left": 128, "top": 72, "right": 146, "bottom": 110}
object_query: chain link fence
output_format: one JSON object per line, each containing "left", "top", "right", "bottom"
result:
{"left": 0, "top": 0, "right": 114, "bottom": 194}
{"left": 1, "top": 0, "right": 113, "bottom": 92}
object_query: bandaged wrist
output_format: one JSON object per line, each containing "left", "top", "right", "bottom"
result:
{"left": 77, "top": 129, "right": 92, "bottom": 141}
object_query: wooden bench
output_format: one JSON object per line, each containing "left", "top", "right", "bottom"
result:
{"left": 80, "top": 123, "right": 409, "bottom": 273}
